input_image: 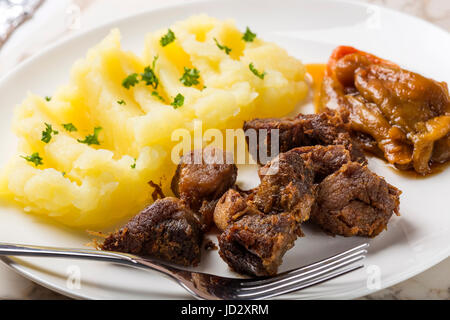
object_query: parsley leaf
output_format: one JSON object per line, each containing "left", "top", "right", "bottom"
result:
{"left": 180, "top": 67, "right": 200, "bottom": 87}
{"left": 151, "top": 55, "right": 159, "bottom": 69}
{"left": 141, "top": 67, "right": 159, "bottom": 89}
{"left": 214, "top": 38, "right": 231, "bottom": 55}
{"left": 77, "top": 127, "right": 102, "bottom": 146}
{"left": 249, "top": 63, "right": 266, "bottom": 79}
{"left": 171, "top": 94, "right": 185, "bottom": 109}
{"left": 242, "top": 27, "right": 257, "bottom": 42}
{"left": 160, "top": 29, "right": 176, "bottom": 47}
{"left": 131, "top": 158, "right": 137, "bottom": 169}
{"left": 21, "top": 152, "right": 43, "bottom": 167}
{"left": 62, "top": 123, "right": 78, "bottom": 132}
{"left": 122, "top": 73, "right": 139, "bottom": 89}
{"left": 41, "top": 123, "right": 59, "bottom": 144}
{"left": 141, "top": 57, "right": 159, "bottom": 89}
{"left": 45, "top": 96, "right": 52, "bottom": 102}
{"left": 152, "top": 91, "right": 165, "bottom": 102}
{"left": 117, "top": 100, "right": 126, "bottom": 105}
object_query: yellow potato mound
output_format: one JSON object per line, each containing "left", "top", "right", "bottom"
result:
{"left": 0, "top": 15, "right": 308, "bottom": 229}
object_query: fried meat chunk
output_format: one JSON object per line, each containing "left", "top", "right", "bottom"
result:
{"left": 218, "top": 213, "right": 299, "bottom": 277}
{"left": 253, "top": 150, "right": 316, "bottom": 223}
{"left": 243, "top": 110, "right": 366, "bottom": 165}
{"left": 311, "top": 162, "right": 401, "bottom": 237}
{"left": 101, "top": 198, "right": 203, "bottom": 266}
{"left": 171, "top": 147, "right": 238, "bottom": 229}
{"left": 290, "top": 145, "right": 352, "bottom": 183}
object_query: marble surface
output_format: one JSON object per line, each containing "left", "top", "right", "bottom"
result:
{"left": 0, "top": 0, "right": 449, "bottom": 300}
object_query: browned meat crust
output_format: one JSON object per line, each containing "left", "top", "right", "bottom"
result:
{"left": 214, "top": 189, "right": 253, "bottom": 232}
{"left": 218, "top": 213, "right": 299, "bottom": 277}
{"left": 101, "top": 198, "right": 203, "bottom": 266}
{"left": 213, "top": 149, "right": 318, "bottom": 225}
{"left": 254, "top": 150, "right": 316, "bottom": 223}
{"left": 290, "top": 145, "right": 352, "bottom": 183}
{"left": 204, "top": 240, "right": 218, "bottom": 251}
{"left": 311, "top": 162, "right": 401, "bottom": 237}
{"left": 216, "top": 150, "right": 315, "bottom": 275}
{"left": 243, "top": 109, "right": 366, "bottom": 165}
{"left": 171, "top": 147, "right": 238, "bottom": 229}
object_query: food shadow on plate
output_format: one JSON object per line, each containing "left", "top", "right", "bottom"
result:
{"left": 278, "top": 223, "right": 368, "bottom": 274}
{"left": 278, "top": 212, "right": 419, "bottom": 275}
{"left": 366, "top": 216, "right": 421, "bottom": 255}
{"left": 0, "top": 198, "right": 90, "bottom": 241}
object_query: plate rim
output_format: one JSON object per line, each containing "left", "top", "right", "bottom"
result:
{"left": 3, "top": 250, "right": 450, "bottom": 300}
{"left": 0, "top": 0, "right": 449, "bottom": 300}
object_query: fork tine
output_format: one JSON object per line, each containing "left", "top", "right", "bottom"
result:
{"left": 235, "top": 250, "right": 366, "bottom": 299}
{"left": 240, "top": 243, "right": 369, "bottom": 287}
{"left": 252, "top": 264, "right": 364, "bottom": 300}
{"left": 239, "top": 248, "right": 367, "bottom": 291}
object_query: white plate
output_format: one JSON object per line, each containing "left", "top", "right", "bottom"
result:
{"left": 0, "top": 0, "right": 449, "bottom": 300}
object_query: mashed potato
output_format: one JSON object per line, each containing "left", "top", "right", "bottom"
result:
{"left": 0, "top": 15, "right": 308, "bottom": 229}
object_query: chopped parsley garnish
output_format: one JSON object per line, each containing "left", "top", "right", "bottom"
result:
{"left": 131, "top": 159, "right": 137, "bottom": 169}
{"left": 249, "top": 63, "right": 266, "bottom": 79}
{"left": 160, "top": 29, "right": 176, "bottom": 47}
{"left": 62, "top": 172, "right": 66, "bottom": 177}
{"left": 117, "top": 100, "right": 126, "bottom": 105}
{"left": 122, "top": 73, "right": 139, "bottom": 89}
{"left": 242, "top": 27, "right": 257, "bottom": 42}
{"left": 41, "top": 123, "right": 59, "bottom": 144}
{"left": 141, "top": 67, "right": 159, "bottom": 89}
{"left": 141, "top": 56, "right": 159, "bottom": 89}
{"left": 151, "top": 55, "right": 158, "bottom": 69}
{"left": 21, "top": 152, "right": 43, "bottom": 167}
{"left": 152, "top": 91, "right": 165, "bottom": 102}
{"left": 171, "top": 94, "right": 185, "bottom": 109}
{"left": 214, "top": 38, "right": 231, "bottom": 55}
{"left": 62, "top": 123, "right": 78, "bottom": 132}
{"left": 45, "top": 96, "right": 52, "bottom": 102}
{"left": 180, "top": 67, "right": 200, "bottom": 87}
{"left": 77, "top": 127, "right": 102, "bottom": 146}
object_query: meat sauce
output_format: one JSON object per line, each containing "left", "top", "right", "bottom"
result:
{"left": 305, "top": 63, "right": 327, "bottom": 113}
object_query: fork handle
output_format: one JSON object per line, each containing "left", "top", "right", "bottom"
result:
{"left": 0, "top": 242, "right": 177, "bottom": 278}
{"left": 0, "top": 242, "right": 134, "bottom": 263}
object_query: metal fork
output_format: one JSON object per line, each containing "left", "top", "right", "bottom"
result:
{"left": 0, "top": 242, "right": 368, "bottom": 300}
